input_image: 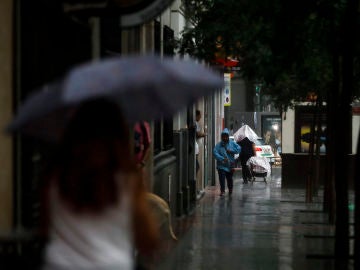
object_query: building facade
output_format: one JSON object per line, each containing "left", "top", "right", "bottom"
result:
{"left": 0, "top": 2, "right": 226, "bottom": 267}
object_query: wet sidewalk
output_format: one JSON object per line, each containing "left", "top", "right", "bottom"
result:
{"left": 157, "top": 167, "right": 354, "bottom": 270}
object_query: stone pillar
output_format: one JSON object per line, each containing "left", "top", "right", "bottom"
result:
{"left": 0, "top": 0, "right": 13, "bottom": 231}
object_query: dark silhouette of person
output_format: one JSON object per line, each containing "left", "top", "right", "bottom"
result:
{"left": 238, "top": 137, "right": 256, "bottom": 184}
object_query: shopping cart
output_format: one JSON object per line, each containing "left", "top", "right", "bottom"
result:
{"left": 246, "top": 156, "right": 271, "bottom": 183}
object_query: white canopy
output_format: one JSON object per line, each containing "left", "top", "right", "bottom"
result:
{"left": 233, "top": 124, "right": 260, "bottom": 142}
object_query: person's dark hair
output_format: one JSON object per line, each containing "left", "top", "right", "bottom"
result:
{"left": 53, "top": 98, "right": 133, "bottom": 213}
{"left": 196, "top": 109, "right": 201, "bottom": 116}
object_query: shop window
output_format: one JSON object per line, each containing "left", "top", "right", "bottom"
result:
{"left": 154, "top": 20, "right": 160, "bottom": 54}
{"left": 163, "top": 25, "right": 174, "bottom": 56}
{"left": 154, "top": 120, "right": 161, "bottom": 155}
{"left": 152, "top": 23, "right": 174, "bottom": 154}
{"left": 163, "top": 117, "right": 173, "bottom": 150}
{"left": 261, "top": 115, "right": 282, "bottom": 156}
{"left": 295, "top": 106, "right": 327, "bottom": 153}
{"left": 153, "top": 117, "right": 174, "bottom": 155}
{"left": 100, "top": 17, "right": 122, "bottom": 56}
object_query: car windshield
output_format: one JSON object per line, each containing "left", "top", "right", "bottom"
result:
{"left": 255, "top": 138, "right": 265, "bottom": 145}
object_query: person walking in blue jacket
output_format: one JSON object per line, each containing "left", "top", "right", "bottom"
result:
{"left": 213, "top": 128, "right": 241, "bottom": 196}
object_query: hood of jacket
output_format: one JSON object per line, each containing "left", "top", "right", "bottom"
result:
{"left": 221, "top": 128, "right": 230, "bottom": 136}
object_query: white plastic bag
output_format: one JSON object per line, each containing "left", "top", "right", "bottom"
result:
{"left": 246, "top": 156, "right": 271, "bottom": 174}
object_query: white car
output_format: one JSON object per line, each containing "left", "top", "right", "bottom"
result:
{"left": 254, "top": 138, "right": 275, "bottom": 158}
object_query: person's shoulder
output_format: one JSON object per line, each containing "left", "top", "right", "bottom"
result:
{"left": 214, "top": 142, "right": 221, "bottom": 147}
{"left": 245, "top": 138, "right": 253, "bottom": 144}
{"left": 231, "top": 141, "right": 239, "bottom": 145}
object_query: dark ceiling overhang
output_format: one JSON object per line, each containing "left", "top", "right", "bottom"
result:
{"left": 61, "top": 0, "right": 175, "bottom": 27}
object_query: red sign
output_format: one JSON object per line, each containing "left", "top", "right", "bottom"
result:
{"left": 353, "top": 106, "right": 360, "bottom": 115}
{"left": 214, "top": 58, "right": 239, "bottom": 67}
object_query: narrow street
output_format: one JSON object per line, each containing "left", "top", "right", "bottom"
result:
{"left": 157, "top": 167, "right": 354, "bottom": 270}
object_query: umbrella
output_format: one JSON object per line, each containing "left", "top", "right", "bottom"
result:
{"left": 7, "top": 55, "right": 223, "bottom": 142}
{"left": 233, "top": 124, "right": 260, "bottom": 142}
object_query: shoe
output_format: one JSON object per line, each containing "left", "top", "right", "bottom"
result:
{"left": 229, "top": 190, "right": 233, "bottom": 195}
{"left": 220, "top": 191, "right": 225, "bottom": 196}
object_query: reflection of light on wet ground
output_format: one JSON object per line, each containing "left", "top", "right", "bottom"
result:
{"left": 157, "top": 166, "right": 354, "bottom": 270}
{"left": 278, "top": 224, "right": 293, "bottom": 270}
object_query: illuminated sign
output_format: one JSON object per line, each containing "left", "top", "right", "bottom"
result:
{"left": 224, "top": 73, "right": 231, "bottom": 107}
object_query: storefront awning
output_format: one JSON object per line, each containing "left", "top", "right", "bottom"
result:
{"left": 61, "top": 0, "right": 174, "bottom": 27}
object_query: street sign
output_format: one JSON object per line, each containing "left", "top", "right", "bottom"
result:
{"left": 224, "top": 73, "right": 231, "bottom": 107}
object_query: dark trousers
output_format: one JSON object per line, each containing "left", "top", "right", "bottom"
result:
{"left": 218, "top": 169, "right": 233, "bottom": 192}
{"left": 241, "top": 164, "right": 252, "bottom": 182}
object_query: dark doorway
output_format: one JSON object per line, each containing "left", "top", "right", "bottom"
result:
{"left": 16, "top": 0, "right": 92, "bottom": 229}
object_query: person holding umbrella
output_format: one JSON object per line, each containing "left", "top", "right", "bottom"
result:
{"left": 238, "top": 136, "right": 257, "bottom": 184}
{"left": 233, "top": 125, "right": 259, "bottom": 184}
{"left": 213, "top": 128, "right": 241, "bottom": 196}
{"left": 6, "top": 55, "right": 224, "bottom": 269}
{"left": 40, "top": 99, "right": 159, "bottom": 270}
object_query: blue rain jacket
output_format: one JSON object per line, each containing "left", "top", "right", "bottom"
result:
{"left": 213, "top": 128, "right": 241, "bottom": 172}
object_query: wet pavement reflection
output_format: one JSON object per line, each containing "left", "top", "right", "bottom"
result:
{"left": 157, "top": 167, "right": 354, "bottom": 270}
